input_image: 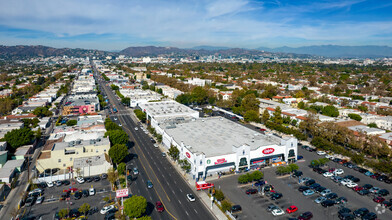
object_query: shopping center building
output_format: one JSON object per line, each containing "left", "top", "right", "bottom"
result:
{"left": 160, "top": 116, "right": 298, "bottom": 180}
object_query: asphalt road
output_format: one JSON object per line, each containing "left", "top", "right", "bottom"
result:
{"left": 94, "top": 64, "right": 215, "bottom": 220}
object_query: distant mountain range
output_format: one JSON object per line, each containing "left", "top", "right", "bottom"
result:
{"left": 257, "top": 45, "right": 392, "bottom": 58}
{"left": 1, "top": 44, "right": 391, "bottom": 59}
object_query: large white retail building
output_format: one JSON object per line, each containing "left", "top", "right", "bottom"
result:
{"left": 161, "top": 117, "right": 298, "bottom": 180}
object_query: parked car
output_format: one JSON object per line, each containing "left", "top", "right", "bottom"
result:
{"left": 369, "top": 187, "right": 380, "bottom": 194}
{"left": 100, "top": 205, "right": 115, "bottom": 215}
{"left": 317, "top": 151, "right": 326, "bottom": 155}
{"left": 298, "top": 186, "right": 310, "bottom": 192}
{"left": 94, "top": 176, "right": 101, "bottom": 182}
{"left": 254, "top": 180, "right": 266, "bottom": 186}
{"left": 353, "top": 208, "right": 369, "bottom": 217}
{"left": 323, "top": 172, "right": 333, "bottom": 177}
{"left": 286, "top": 205, "right": 298, "bottom": 214}
{"left": 305, "top": 180, "right": 316, "bottom": 186}
{"left": 76, "top": 177, "right": 85, "bottom": 184}
{"left": 74, "top": 191, "right": 82, "bottom": 200}
{"left": 338, "top": 213, "right": 355, "bottom": 220}
{"left": 271, "top": 192, "right": 283, "bottom": 200}
{"left": 378, "top": 189, "right": 389, "bottom": 196}
{"left": 362, "top": 184, "right": 373, "bottom": 189}
{"left": 231, "top": 205, "right": 242, "bottom": 213}
{"left": 321, "top": 200, "right": 335, "bottom": 207}
{"left": 338, "top": 207, "right": 352, "bottom": 216}
{"left": 271, "top": 208, "right": 285, "bottom": 216}
{"left": 298, "top": 211, "right": 313, "bottom": 220}
{"left": 335, "top": 197, "right": 348, "bottom": 204}
{"left": 303, "top": 190, "right": 315, "bottom": 196}
{"left": 315, "top": 186, "right": 327, "bottom": 193}
{"left": 133, "top": 168, "right": 139, "bottom": 175}
{"left": 352, "top": 186, "right": 363, "bottom": 192}
{"left": 373, "top": 196, "right": 385, "bottom": 203}
{"left": 334, "top": 169, "right": 344, "bottom": 175}
{"left": 326, "top": 193, "right": 338, "bottom": 200}
{"left": 320, "top": 189, "right": 332, "bottom": 197}
{"left": 309, "top": 183, "right": 321, "bottom": 189}
{"left": 47, "top": 182, "right": 54, "bottom": 188}
{"left": 361, "top": 212, "right": 377, "bottom": 220}
{"left": 36, "top": 196, "right": 44, "bottom": 204}
{"left": 358, "top": 189, "right": 370, "bottom": 196}
{"left": 101, "top": 173, "right": 108, "bottom": 179}
{"left": 147, "top": 180, "right": 153, "bottom": 189}
{"left": 89, "top": 188, "right": 96, "bottom": 196}
{"left": 246, "top": 189, "right": 258, "bottom": 195}
{"left": 25, "top": 197, "right": 36, "bottom": 207}
{"left": 315, "top": 196, "right": 327, "bottom": 204}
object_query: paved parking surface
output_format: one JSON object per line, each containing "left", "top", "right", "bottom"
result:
{"left": 211, "top": 146, "right": 392, "bottom": 220}
{"left": 18, "top": 178, "right": 116, "bottom": 219}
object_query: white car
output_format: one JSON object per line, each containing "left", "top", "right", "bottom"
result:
{"left": 187, "top": 193, "right": 196, "bottom": 202}
{"left": 334, "top": 169, "right": 344, "bottom": 175}
{"left": 46, "top": 181, "right": 54, "bottom": 188}
{"left": 100, "top": 204, "right": 115, "bottom": 214}
{"left": 323, "top": 172, "right": 333, "bottom": 177}
{"left": 154, "top": 144, "right": 158, "bottom": 148}
{"left": 317, "top": 151, "right": 326, "bottom": 155}
{"left": 325, "top": 154, "right": 333, "bottom": 159}
{"left": 76, "top": 177, "right": 85, "bottom": 184}
{"left": 133, "top": 168, "right": 139, "bottom": 175}
{"left": 114, "top": 118, "right": 117, "bottom": 121}
{"left": 119, "top": 123, "right": 122, "bottom": 127}
{"left": 135, "top": 127, "right": 138, "bottom": 131}
{"left": 271, "top": 208, "right": 285, "bottom": 216}
{"left": 36, "top": 196, "right": 44, "bottom": 204}
{"left": 346, "top": 182, "right": 358, "bottom": 188}
{"left": 340, "top": 179, "right": 352, "bottom": 186}
{"left": 89, "top": 188, "right": 96, "bottom": 196}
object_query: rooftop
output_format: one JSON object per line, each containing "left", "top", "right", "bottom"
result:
{"left": 348, "top": 125, "right": 385, "bottom": 134}
{"left": 52, "top": 137, "right": 110, "bottom": 151}
{"left": 73, "top": 153, "right": 110, "bottom": 168}
{"left": 139, "top": 101, "right": 198, "bottom": 118}
{"left": 164, "top": 117, "right": 285, "bottom": 157}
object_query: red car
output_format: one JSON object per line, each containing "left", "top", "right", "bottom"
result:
{"left": 353, "top": 186, "right": 363, "bottom": 192}
{"left": 63, "top": 187, "right": 78, "bottom": 193}
{"left": 373, "top": 196, "right": 385, "bottom": 203}
{"left": 246, "top": 189, "right": 258, "bottom": 195}
{"left": 155, "top": 201, "right": 164, "bottom": 213}
{"left": 328, "top": 168, "right": 336, "bottom": 172}
{"left": 286, "top": 205, "right": 298, "bottom": 214}
{"left": 260, "top": 128, "right": 266, "bottom": 132}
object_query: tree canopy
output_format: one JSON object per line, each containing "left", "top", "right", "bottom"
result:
{"left": 4, "top": 128, "right": 35, "bottom": 149}
{"left": 109, "top": 144, "right": 128, "bottom": 164}
{"left": 33, "top": 106, "right": 53, "bottom": 117}
{"left": 105, "top": 130, "right": 128, "bottom": 146}
{"left": 124, "top": 195, "right": 147, "bottom": 218}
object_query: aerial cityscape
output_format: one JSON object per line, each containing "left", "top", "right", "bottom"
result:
{"left": 1, "top": 1, "right": 392, "bottom": 220}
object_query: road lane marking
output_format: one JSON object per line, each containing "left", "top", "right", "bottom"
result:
{"left": 194, "top": 209, "right": 198, "bottom": 214}
{"left": 185, "top": 211, "right": 189, "bottom": 216}
{"left": 179, "top": 189, "right": 182, "bottom": 193}
{"left": 178, "top": 200, "right": 182, "bottom": 204}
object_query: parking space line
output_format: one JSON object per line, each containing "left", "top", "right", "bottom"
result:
{"left": 194, "top": 209, "right": 198, "bottom": 214}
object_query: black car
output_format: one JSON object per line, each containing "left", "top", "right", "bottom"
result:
{"left": 338, "top": 213, "right": 355, "bottom": 220}
{"left": 69, "top": 209, "right": 80, "bottom": 218}
{"left": 384, "top": 178, "right": 392, "bottom": 184}
{"left": 82, "top": 190, "right": 89, "bottom": 197}
{"left": 94, "top": 176, "right": 101, "bottom": 182}
{"left": 62, "top": 180, "right": 70, "bottom": 185}
{"left": 326, "top": 193, "right": 338, "bottom": 200}
{"left": 315, "top": 186, "right": 327, "bottom": 193}
{"left": 362, "top": 184, "right": 373, "bottom": 189}
{"left": 377, "top": 175, "right": 388, "bottom": 182}
{"left": 74, "top": 191, "right": 82, "bottom": 200}
{"left": 85, "top": 177, "right": 93, "bottom": 182}
{"left": 361, "top": 212, "right": 377, "bottom": 220}
{"left": 309, "top": 183, "right": 321, "bottom": 189}
{"left": 338, "top": 207, "right": 351, "bottom": 216}
{"left": 335, "top": 197, "right": 348, "bottom": 204}
{"left": 378, "top": 189, "right": 389, "bottom": 196}
{"left": 104, "top": 212, "right": 115, "bottom": 220}
{"left": 321, "top": 200, "right": 335, "bottom": 207}
{"left": 88, "top": 206, "right": 99, "bottom": 215}
{"left": 298, "top": 186, "right": 310, "bottom": 192}
{"left": 353, "top": 208, "right": 369, "bottom": 217}
{"left": 358, "top": 189, "right": 370, "bottom": 196}
{"left": 270, "top": 192, "right": 283, "bottom": 200}
{"left": 382, "top": 200, "right": 392, "bottom": 207}
{"left": 305, "top": 180, "right": 316, "bottom": 186}
{"left": 101, "top": 173, "right": 108, "bottom": 179}
{"left": 293, "top": 171, "right": 303, "bottom": 177}
{"left": 358, "top": 168, "right": 368, "bottom": 173}
{"left": 351, "top": 177, "right": 360, "bottom": 182}
{"left": 150, "top": 138, "right": 156, "bottom": 143}
{"left": 231, "top": 205, "right": 242, "bottom": 213}
{"left": 298, "top": 211, "right": 313, "bottom": 220}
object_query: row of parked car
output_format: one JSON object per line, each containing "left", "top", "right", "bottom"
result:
{"left": 295, "top": 172, "right": 379, "bottom": 220}
{"left": 304, "top": 145, "right": 392, "bottom": 184}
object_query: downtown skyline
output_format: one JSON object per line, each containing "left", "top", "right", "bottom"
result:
{"left": 0, "top": 0, "right": 392, "bottom": 50}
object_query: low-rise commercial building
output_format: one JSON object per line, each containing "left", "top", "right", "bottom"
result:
{"left": 161, "top": 117, "right": 298, "bottom": 180}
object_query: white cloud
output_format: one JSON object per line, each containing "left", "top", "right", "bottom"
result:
{"left": 0, "top": 0, "right": 391, "bottom": 49}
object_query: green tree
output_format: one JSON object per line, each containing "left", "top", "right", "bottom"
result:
{"left": 78, "top": 203, "right": 91, "bottom": 216}
{"left": 288, "top": 163, "right": 299, "bottom": 172}
{"left": 348, "top": 113, "right": 362, "bottom": 121}
{"left": 244, "top": 110, "right": 260, "bottom": 122}
{"left": 318, "top": 158, "right": 329, "bottom": 165}
{"left": 121, "top": 97, "right": 130, "bottom": 106}
{"left": 109, "top": 144, "right": 128, "bottom": 164}
{"left": 368, "top": 123, "right": 378, "bottom": 128}
{"left": 124, "top": 195, "right": 147, "bottom": 218}
{"left": 178, "top": 159, "right": 191, "bottom": 173}
{"left": 241, "top": 94, "right": 260, "bottom": 113}
{"left": 137, "top": 216, "right": 152, "bottom": 220}
{"left": 251, "top": 170, "right": 263, "bottom": 181}
{"left": 105, "top": 130, "right": 128, "bottom": 145}
{"left": 298, "top": 101, "right": 305, "bottom": 109}
{"left": 107, "top": 168, "right": 118, "bottom": 189}
{"left": 33, "top": 106, "right": 53, "bottom": 117}
{"left": 117, "top": 162, "right": 126, "bottom": 175}
{"left": 111, "top": 84, "right": 120, "bottom": 90}
{"left": 221, "top": 200, "right": 232, "bottom": 212}
{"left": 4, "top": 128, "right": 35, "bottom": 149}
{"left": 272, "top": 106, "right": 283, "bottom": 124}
{"left": 191, "top": 86, "right": 208, "bottom": 104}
{"left": 66, "top": 120, "right": 77, "bottom": 126}
{"left": 310, "top": 159, "right": 320, "bottom": 167}
{"left": 58, "top": 208, "right": 69, "bottom": 218}
{"left": 321, "top": 105, "right": 339, "bottom": 117}
{"left": 214, "top": 189, "right": 225, "bottom": 201}
{"left": 134, "top": 109, "right": 146, "bottom": 123}
{"left": 262, "top": 109, "right": 270, "bottom": 123}
{"left": 168, "top": 145, "right": 180, "bottom": 161}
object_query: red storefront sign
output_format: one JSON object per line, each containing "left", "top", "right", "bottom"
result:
{"left": 262, "top": 148, "right": 275, "bottom": 155}
{"left": 252, "top": 159, "right": 265, "bottom": 164}
{"left": 186, "top": 152, "right": 191, "bottom": 158}
{"left": 214, "top": 158, "right": 227, "bottom": 165}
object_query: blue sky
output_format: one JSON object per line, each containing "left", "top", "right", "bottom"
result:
{"left": 0, "top": 0, "right": 392, "bottom": 50}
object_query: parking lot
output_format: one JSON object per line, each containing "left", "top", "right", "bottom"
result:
{"left": 18, "top": 176, "right": 116, "bottom": 219}
{"left": 211, "top": 146, "right": 392, "bottom": 220}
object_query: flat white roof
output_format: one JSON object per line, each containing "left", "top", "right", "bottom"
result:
{"left": 164, "top": 117, "right": 284, "bottom": 157}
{"left": 348, "top": 125, "right": 385, "bottom": 134}
{"left": 139, "top": 101, "right": 198, "bottom": 118}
